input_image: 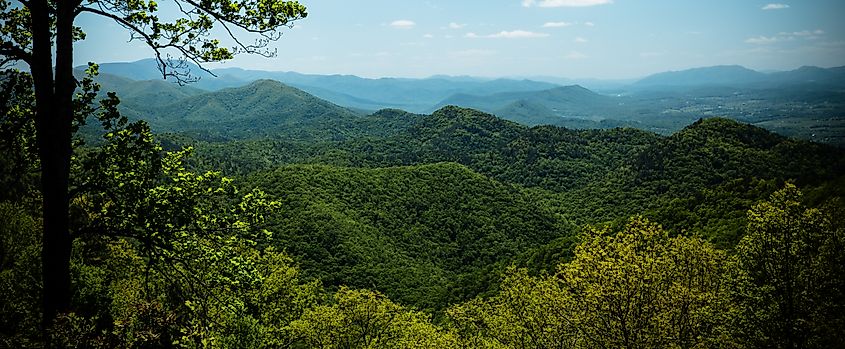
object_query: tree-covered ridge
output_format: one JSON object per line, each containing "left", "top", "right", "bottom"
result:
{"left": 178, "top": 106, "right": 843, "bottom": 243}
{"left": 247, "top": 162, "right": 570, "bottom": 310}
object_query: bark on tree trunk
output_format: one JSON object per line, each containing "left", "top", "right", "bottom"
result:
{"left": 29, "top": 0, "right": 78, "bottom": 335}
{"left": 37, "top": 118, "right": 72, "bottom": 331}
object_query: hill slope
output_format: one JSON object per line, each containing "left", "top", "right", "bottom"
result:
{"left": 248, "top": 162, "right": 571, "bottom": 310}
{"left": 129, "top": 80, "right": 368, "bottom": 141}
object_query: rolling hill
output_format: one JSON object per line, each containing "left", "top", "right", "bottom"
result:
{"left": 248, "top": 162, "right": 570, "bottom": 310}
{"left": 118, "top": 79, "right": 370, "bottom": 141}
{"left": 183, "top": 106, "right": 844, "bottom": 241}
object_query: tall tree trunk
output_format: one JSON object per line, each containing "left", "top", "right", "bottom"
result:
{"left": 29, "top": 0, "right": 76, "bottom": 334}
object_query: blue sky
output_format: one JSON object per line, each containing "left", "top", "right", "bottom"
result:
{"left": 74, "top": 0, "right": 845, "bottom": 79}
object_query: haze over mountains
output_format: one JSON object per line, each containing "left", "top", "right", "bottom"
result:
{"left": 80, "top": 59, "right": 845, "bottom": 146}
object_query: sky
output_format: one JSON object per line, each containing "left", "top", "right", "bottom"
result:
{"left": 74, "top": 0, "right": 845, "bottom": 79}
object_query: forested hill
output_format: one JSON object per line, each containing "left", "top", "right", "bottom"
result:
{"left": 184, "top": 106, "right": 844, "bottom": 243}
{"left": 246, "top": 162, "right": 571, "bottom": 310}
{"left": 124, "top": 79, "right": 367, "bottom": 141}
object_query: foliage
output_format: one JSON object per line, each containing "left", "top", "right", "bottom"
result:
{"left": 729, "top": 184, "right": 845, "bottom": 348}
{"left": 559, "top": 218, "right": 731, "bottom": 348}
{"left": 246, "top": 162, "right": 572, "bottom": 311}
{"left": 290, "top": 287, "right": 458, "bottom": 349}
{"left": 0, "top": 69, "right": 37, "bottom": 203}
{"left": 447, "top": 267, "right": 576, "bottom": 349}
{"left": 1, "top": 0, "right": 308, "bottom": 334}
{"left": 0, "top": 202, "right": 41, "bottom": 348}
{"left": 449, "top": 217, "right": 733, "bottom": 348}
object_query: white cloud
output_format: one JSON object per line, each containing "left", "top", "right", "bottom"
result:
{"left": 746, "top": 29, "right": 825, "bottom": 44}
{"left": 523, "top": 0, "right": 612, "bottom": 8}
{"left": 574, "top": 36, "right": 588, "bottom": 43}
{"left": 543, "top": 21, "right": 574, "bottom": 28}
{"left": 564, "top": 51, "right": 588, "bottom": 59}
{"left": 466, "top": 30, "right": 549, "bottom": 39}
{"left": 449, "top": 22, "right": 466, "bottom": 29}
{"left": 762, "top": 3, "right": 789, "bottom": 10}
{"left": 584, "top": 21, "right": 595, "bottom": 27}
{"left": 389, "top": 20, "right": 416, "bottom": 29}
{"left": 423, "top": 33, "right": 434, "bottom": 38}
{"left": 745, "top": 36, "right": 780, "bottom": 44}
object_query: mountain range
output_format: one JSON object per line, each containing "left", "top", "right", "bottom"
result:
{"left": 78, "top": 60, "right": 845, "bottom": 147}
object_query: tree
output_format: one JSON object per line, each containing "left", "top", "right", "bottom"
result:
{"left": 559, "top": 217, "right": 731, "bottom": 348}
{"left": 731, "top": 184, "right": 845, "bottom": 348}
{"left": 447, "top": 267, "right": 577, "bottom": 349}
{"left": 447, "top": 217, "right": 733, "bottom": 348}
{"left": 0, "top": 0, "right": 307, "bottom": 331}
{"left": 290, "top": 287, "right": 459, "bottom": 349}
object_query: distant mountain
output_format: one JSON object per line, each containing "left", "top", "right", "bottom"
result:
{"left": 118, "top": 79, "right": 366, "bottom": 141}
{"left": 633, "top": 65, "right": 845, "bottom": 88}
{"left": 513, "top": 76, "right": 636, "bottom": 91}
{"left": 768, "top": 65, "right": 845, "bottom": 86}
{"left": 86, "top": 59, "right": 845, "bottom": 147}
{"left": 89, "top": 58, "right": 218, "bottom": 82}
{"left": 85, "top": 59, "right": 561, "bottom": 113}
{"left": 634, "top": 65, "right": 767, "bottom": 87}
{"left": 209, "top": 67, "right": 562, "bottom": 113}
{"left": 434, "top": 85, "right": 621, "bottom": 125}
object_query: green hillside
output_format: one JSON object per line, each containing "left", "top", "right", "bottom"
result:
{"left": 130, "top": 80, "right": 368, "bottom": 141}
{"left": 246, "top": 162, "right": 571, "bottom": 310}
{"left": 178, "top": 106, "right": 843, "bottom": 249}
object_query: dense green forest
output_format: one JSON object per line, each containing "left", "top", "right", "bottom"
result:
{"left": 2, "top": 0, "right": 845, "bottom": 346}
{"left": 3, "top": 59, "right": 845, "bottom": 347}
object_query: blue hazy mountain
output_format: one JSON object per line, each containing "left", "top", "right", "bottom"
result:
{"left": 82, "top": 60, "right": 845, "bottom": 146}
{"left": 88, "top": 59, "right": 559, "bottom": 112}
{"left": 432, "top": 85, "right": 620, "bottom": 125}
{"left": 633, "top": 64, "right": 845, "bottom": 88}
